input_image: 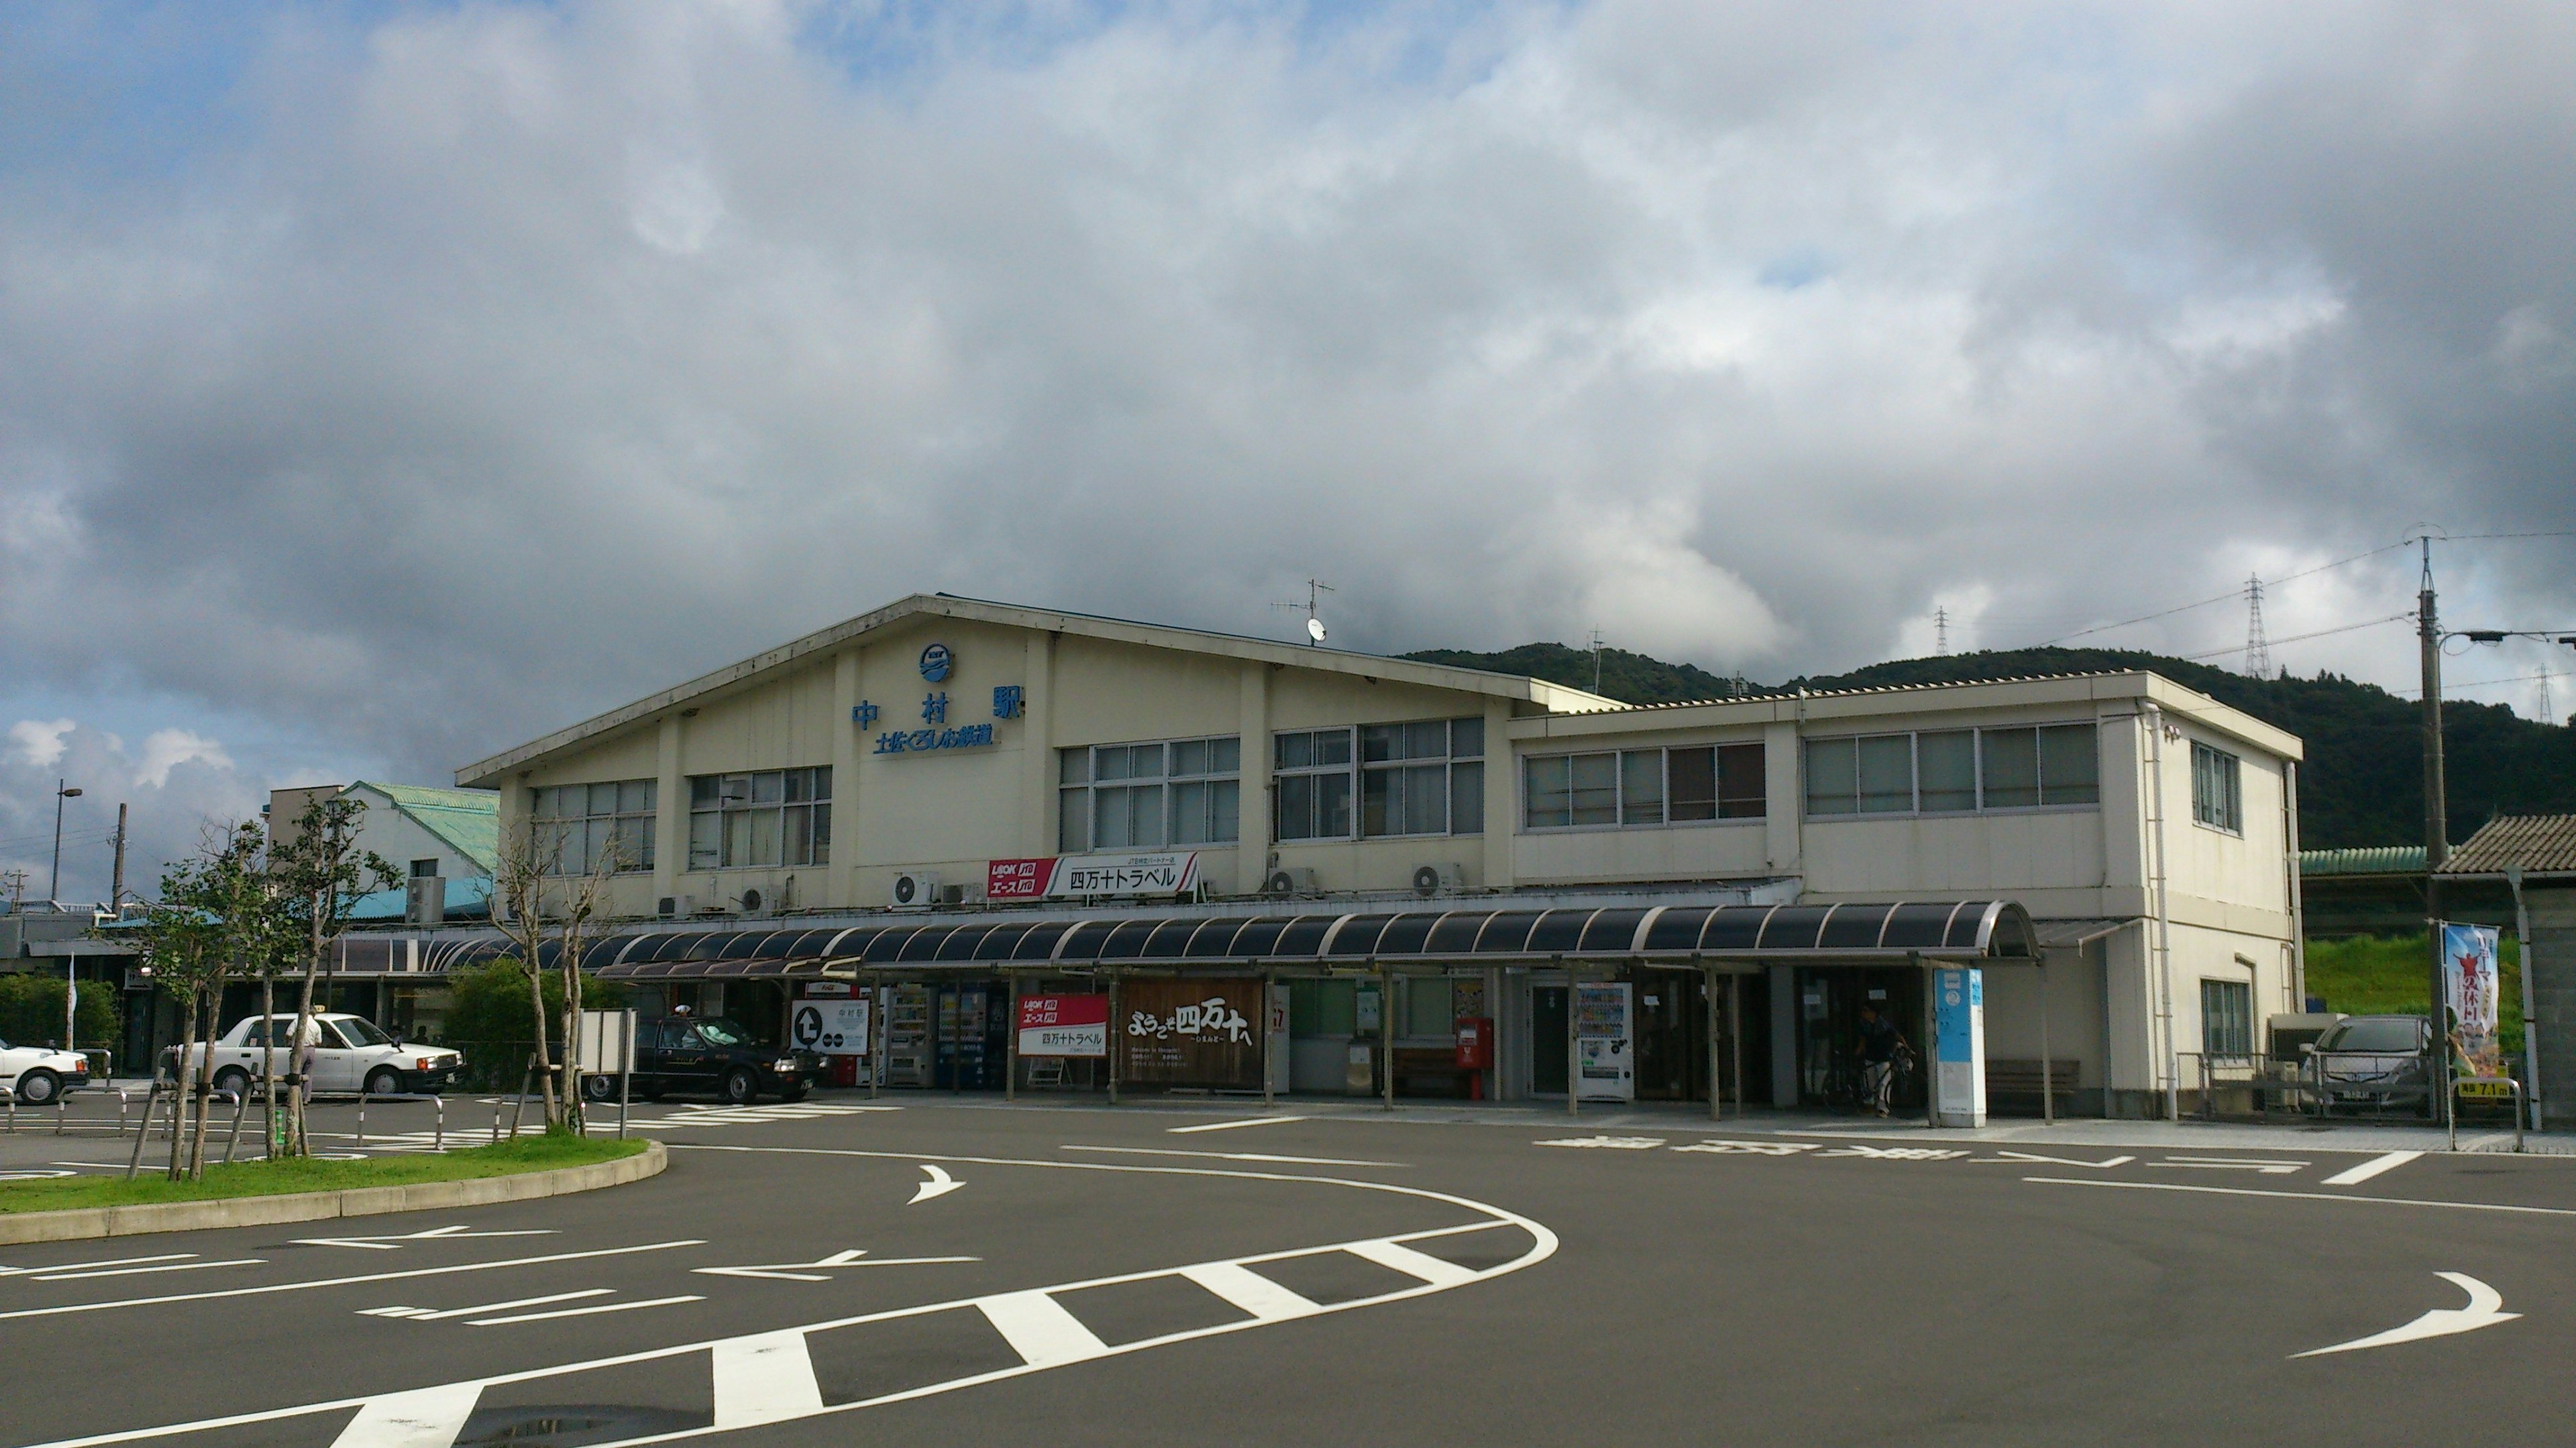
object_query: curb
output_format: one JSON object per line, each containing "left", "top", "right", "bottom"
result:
{"left": 0, "top": 1139, "right": 665, "bottom": 1245}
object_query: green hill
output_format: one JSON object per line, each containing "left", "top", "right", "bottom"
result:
{"left": 1403, "top": 643, "right": 2576, "bottom": 850}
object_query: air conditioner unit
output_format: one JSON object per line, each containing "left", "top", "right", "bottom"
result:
{"left": 892, "top": 871, "right": 943, "bottom": 910}
{"left": 738, "top": 887, "right": 773, "bottom": 919}
{"left": 1410, "top": 863, "right": 1466, "bottom": 897}
{"left": 657, "top": 894, "right": 699, "bottom": 920}
{"left": 405, "top": 877, "right": 445, "bottom": 926}
{"left": 1260, "top": 867, "right": 1320, "bottom": 897}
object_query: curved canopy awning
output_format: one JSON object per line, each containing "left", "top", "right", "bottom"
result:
{"left": 579, "top": 899, "right": 2039, "bottom": 981}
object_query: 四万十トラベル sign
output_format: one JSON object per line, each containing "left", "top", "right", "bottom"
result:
{"left": 985, "top": 853, "right": 1201, "bottom": 900}
{"left": 1016, "top": 994, "right": 1109, "bottom": 1058}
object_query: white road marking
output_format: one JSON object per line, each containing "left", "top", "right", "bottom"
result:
{"left": 628, "top": 1104, "right": 900, "bottom": 1130}
{"left": 1344, "top": 1237, "right": 1478, "bottom": 1289}
{"left": 909, "top": 1164, "right": 965, "bottom": 1205}
{"left": 28, "top": 1152, "right": 1555, "bottom": 1448}
{"left": 1534, "top": 1135, "right": 1664, "bottom": 1150}
{"left": 2321, "top": 1150, "right": 2424, "bottom": 1187}
{"left": 1180, "top": 1260, "right": 1322, "bottom": 1323}
{"left": 2293, "top": 1272, "right": 2520, "bottom": 1357}
{"left": 295, "top": 1225, "right": 557, "bottom": 1250}
{"left": 977, "top": 1289, "right": 1111, "bottom": 1369}
{"left": 695, "top": 1249, "right": 978, "bottom": 1281}
{"left": 360, "top": 1290, "right": 612, "bottom": 1321}
{"left": 1061, "top": 1145, "right": 1404, "bottom": 1167}
{"left": 0, "top": 1253, "right": 196, "bottom": 1277}
{"left": 2023, "top": 1177, "right": 2576, "bottom": 1217}
{"left": 712, "top": 1329, "right": 825, "bottom": 1428}
{"left": 33, "top": 1258, "right": 262, "bottom": 1282}
{"left": 0, "top": 1239, "right": 706, "bottom": 1322}
{"left": 2158, "top": 1156, "right": 2306, "bottom": 1174}
{"left": 325, "top": 1382, "right": 480, "bottom": 1448}
{"left": 1672, "top": 1140, "right": 1819, "bottom": 1157}
{"left": 1168, "top": 1115, "right": 1309, "bottom": 1134}
{"left": 467, "top": 1294, "right": 702, "bottom": 1327}
{"left": 1972, "top": 1151, "right": 2136, "bottom": 1168}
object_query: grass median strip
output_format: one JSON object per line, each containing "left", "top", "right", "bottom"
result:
{"left": 0, "top": 1133, "right": 649, "bottom": 1213}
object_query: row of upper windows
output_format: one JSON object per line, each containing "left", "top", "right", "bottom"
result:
{"left": 1802, "top": 726, "right": 2099, "bottom": 817}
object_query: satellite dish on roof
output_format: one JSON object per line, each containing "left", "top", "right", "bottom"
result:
{"left": 1306, "top": 617, "right": 1327, "bottom": 644}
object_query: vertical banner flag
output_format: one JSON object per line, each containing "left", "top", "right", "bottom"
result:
{"left": 2440, "top": 923, "right": 2505, "bottom": 1081}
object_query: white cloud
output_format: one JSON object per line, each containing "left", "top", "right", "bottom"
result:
{"left": 136, "top": 729, "right": 234, "bottom": 790}
{"left": 9, "top": 718, "right": 76, "bottom": 769}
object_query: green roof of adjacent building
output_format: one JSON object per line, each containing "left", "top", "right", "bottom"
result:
{"left": 2298, "top": 845, "right": 2427, "bottom": 878}
{"left": 349, "top": 781, "right": 499, "bottom": 875}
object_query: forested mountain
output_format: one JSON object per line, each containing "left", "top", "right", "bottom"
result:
{"left": 1403, "top": 643, "right": 2576, "bottom": 850}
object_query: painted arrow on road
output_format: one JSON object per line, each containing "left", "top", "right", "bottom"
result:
{"left": 2294, "top": 1273, "right": 2520, "bottom": 1358}
{"left": 910, "top": 1164, "right": 965, "bottom": 1205}
{"left": 694, "top": 1248, "right": 981, "bottom": 1282}
{"left": 292, "top": 1224, "right": 557, "bottom": 1250}
{"left": 1972, "top": 1151, "right": 2136, "bottom": 1168}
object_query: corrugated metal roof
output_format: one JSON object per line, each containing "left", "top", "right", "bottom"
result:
{"left": 351, "top": 781, "right": 500, "bottom": 874}
{"left": 2435, "top": 816, "right": 2576, "bottom": 877}
{"left": 2300, "top": 845, "right": 2428, "bottom": 878}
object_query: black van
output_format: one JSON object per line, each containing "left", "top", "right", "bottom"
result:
{"left": 582, "top": 1015, "right": 811, "bottom": 1105}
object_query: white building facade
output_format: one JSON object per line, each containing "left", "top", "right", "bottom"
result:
{"left": 456, "top": 595, "right": 2303, "bottom": 1119}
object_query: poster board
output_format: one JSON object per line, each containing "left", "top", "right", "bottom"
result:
{"left": 1017, "top": 994, "right": 1110, "bottom": 1058}
{"left": 574, "top": 1009, "right": 634, "bottom": 1076}
{"left": 1120, "top": 977, "right": 1263, "bottom": 1089}
{"left": 790, "top": 998, "right": 872, "bottom": 1056}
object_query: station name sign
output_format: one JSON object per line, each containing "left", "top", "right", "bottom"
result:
{"left": 987, "top": 852, "right": 1201, "bottom": 901}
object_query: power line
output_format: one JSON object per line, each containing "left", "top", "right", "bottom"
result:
{"left": 2176, "top": 612, "right": 2414, "bottom": 662}
{"left": 2035, "top": 539, "right": 2408, "bottom": 647}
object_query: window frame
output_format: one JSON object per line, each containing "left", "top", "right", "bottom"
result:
{"left": 684, "top": 767, "right": 830, "bottom": 872}
{"left": 1801, "top": 723, "right": 2102, "bottom": 820}
{"left": 1358, "top": 718, "right": 1487, "bottom": 840}
{"left": 1521, "top": 742, "right": 1768, "bottom": 833}
{"left": 1272, "top": 726, "right": 1356, "bottom": 844}
{"left": 1057, "top": 735, "right": 1241, "bottom": 854}
{"left": 2200, "top": 977, "right": 2254, "bottom": 1057}
{"left": 2190, "top": 740, "right": 2244, "bottom": 835}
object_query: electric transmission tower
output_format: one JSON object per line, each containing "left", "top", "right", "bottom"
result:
{"left": 2243, "top": 575, "right": 2272, "bottom": 678}
{"left": 1933, "top": 606, "right": 1950, "bottom": 657}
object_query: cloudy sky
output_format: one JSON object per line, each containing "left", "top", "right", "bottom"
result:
{"left": 3, "top": 1, "right": 2571, "bottom": 900}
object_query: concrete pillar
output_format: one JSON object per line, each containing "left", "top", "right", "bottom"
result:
{"left": 2529, "top": 887, "right": 2576, "bottom": 1131}
{"left": 1768, "top": 963, "right": 1798, "bottom": 1107}
{"left": 1023, "top": 632, "right": 1058, "bottom": 858}
{"left": 653, "top": 714, "right": 684, "bottom": 907}
{"left": 830, "top": 650, "right": 862, "bottom": 909}
{"left": 1240, "top": 662, "right": 1271, "bottom": 895}
{"left": 1762, "top": 720, "right": 1801, "bottom": 880}
{"left": 1482, "top": 698, "right": 1515, "bottom": 889}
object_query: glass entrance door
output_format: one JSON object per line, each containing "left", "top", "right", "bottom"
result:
{"left": 1633, "top": 972, "right": 1707, "bottom": 1101}
{"left": 1531, "top": 986, "right": 1568, "bottom": 1095}
{"left": 1794, "top": 967, "right": 1927, "bottom": 1111}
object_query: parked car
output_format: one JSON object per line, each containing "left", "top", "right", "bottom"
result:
{"left": 582, "top": 1015, "right": 808, "bottom": 1105}
{"left": 2307, "top": 1013, "right": 2430, "bottom": 1109}
{"left": 168, "top": 1013, "right": 464, "bottom": 1097}
{"left": 0, "top": 1038, "right": 91, "bottom": 1104}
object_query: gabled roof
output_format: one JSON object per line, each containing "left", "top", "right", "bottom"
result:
{"left": 2435, "top": 816, "right": 2576, "bottom": 879}
{"left": 345, "top": 781, "right": 500, "bottom": 875}
{"left": 459, "top": 594, "right": 1625, "bottom": 785}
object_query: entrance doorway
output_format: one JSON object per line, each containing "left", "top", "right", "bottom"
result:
{"left": 1532, "top": 986, "right": 1568, "bottom": 1095}
{"left": 1633, "top": 972, "right": 1706, "bottom": 1101}
{"left": 1794, "top": 966, "right": 1926, "bottom": 1111}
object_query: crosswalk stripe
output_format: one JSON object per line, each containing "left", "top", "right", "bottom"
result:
{"left": 1344, "top": 1238, "right": 1477, "bottom": 1288}
{"left": 325, "top": 1382, "right": 480, "bottom": 1448}
{"left": 712, "top": 1329, "right": 826, "bottom": 1428}
{"left": 977, "top": 1290, "right": 1111, "bottom": 1370}
{"left": 1180, "top": 1261, "right": 1321, "bottom": 1323}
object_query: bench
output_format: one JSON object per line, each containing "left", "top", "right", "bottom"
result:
{"left": 1391, "top": 1046, "right": 1476, "bottom": 1098}
{"left": 1985, "top": 1058, "right": 2081, "bottom": 1117}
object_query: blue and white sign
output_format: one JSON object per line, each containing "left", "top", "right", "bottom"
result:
{"left": 875, "top": 724, "right": 994, "bottom": 755}
{"left": 1933, "top": 967, "right": 1986, "bottom": 1127}
{"left": 918, "top": 643, "right": 953, "bottom": 682}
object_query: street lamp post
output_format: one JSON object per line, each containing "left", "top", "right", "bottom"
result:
{"left": 49, "top": 780, "right": 83, "bottom": 902}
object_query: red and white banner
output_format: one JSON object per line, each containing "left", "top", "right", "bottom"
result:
{"left": 987, "top": 852, "right": 1201, "bottom": 901}
{"left": 1017, "top": 993, "right": 1111, "bottom": 1058}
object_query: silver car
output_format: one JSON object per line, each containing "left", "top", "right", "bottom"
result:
{"left": 2308, "top": 1014, "right": 2430, "bottom": 1110}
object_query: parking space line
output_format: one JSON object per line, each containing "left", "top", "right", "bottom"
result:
{"left": 1169, "top": 1116, "right": 1309, "bottom": 1134}
{"left": 2023, "top": 1177, "right": 2576, "bottom": 1216}
{"left": 362, "top": 1290, "right": 612, "bottom": 1321}
{"left": 0, "top": 1253, "right": 195, "bottom": 1277}
{"left": 1061, "top": 1144, "right": 1404, "bottom": 1167}
{"left": 467, "top": 1294, "right": 702, "bottom": 1327}
{"left": 0, "top": 1239, "right": 706, "bottom": 1322}
{"left": 34, "top": 1259, "right": 262, "bottom": 1282}
{"left": 2322, "top": 1150, "right": 2423, "bottom": 1186}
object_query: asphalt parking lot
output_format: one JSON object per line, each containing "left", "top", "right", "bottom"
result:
{"left": 4, "top": 1094, "right": 2573, "bottom": 1447}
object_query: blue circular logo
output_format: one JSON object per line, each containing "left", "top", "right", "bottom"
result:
{"left": 918, "top": 643, "right": 953, "bottom": 682}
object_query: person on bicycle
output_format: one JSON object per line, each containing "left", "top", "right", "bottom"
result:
{"left": 1856, "top": 1003, "right": 1907, "bottom": 1117}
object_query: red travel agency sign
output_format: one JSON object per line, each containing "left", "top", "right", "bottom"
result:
{"left": 988, "top": 854, "right": 1200, "bottom": 901}
{"left": 1016, "top": 993, "right": 1110, "bottom": 1058}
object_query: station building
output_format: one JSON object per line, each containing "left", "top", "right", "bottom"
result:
{"left": 448, "top": 594, "right": 2305, "bottom": 1119}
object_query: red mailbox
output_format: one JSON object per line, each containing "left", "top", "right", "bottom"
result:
{"left": 1454, "top": 1017, "right": 1494, "bottom": 1070}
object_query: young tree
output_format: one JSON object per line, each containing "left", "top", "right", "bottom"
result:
{"left": 551, "top": 842, "right": 621, "bottom": 1133}
{"left": 134, "top": 858, "right": 224, "bottom": 1180}
{"left": 492, "top": 818, "right": 623, "bottom": 1130}
{"left": 132, "top": 821, "right": 280, "bottom": 1179}
{"left": 270, "top": 795, "right": 396, "bottom": 1156}
{"left": 195, "top": 822, "right": 294, "bottom": 1174}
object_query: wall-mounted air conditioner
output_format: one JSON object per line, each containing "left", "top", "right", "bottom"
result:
{"left": 892, "top": 871, "right": 942, "bottom": 910}
{"left": 737, "top": 886, "right": 773, "bottom": 919}
{"left": 1410, "top": 863, "right": 1466, "bottom": 897}
{"left": 1260, "top": 867, "right": 1320, "bottom": 897}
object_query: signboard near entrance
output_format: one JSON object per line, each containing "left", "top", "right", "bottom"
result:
{"left": 1120, "top": 977, "right": 1262, "bottom": 1089}
{"left": 791, "top": 999, "right": 871, "bottom": 1056}
{"left": 1574, "top": 983, "right": 1633, "bottom": 1102}
{"left": 987, "top": 854, "right": 1202, "bottom": 901}
{"left": 1017, "top": 993, "right": 1110, "bottom": 1058}
{"left": 1933, "top": 967, "right": 1985, "bottom": 1127}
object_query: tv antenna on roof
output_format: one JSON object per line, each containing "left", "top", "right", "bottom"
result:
{"left": 1271, "top": 579, "right": 1334, "bottom": 647}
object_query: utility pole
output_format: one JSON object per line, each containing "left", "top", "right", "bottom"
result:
{"left": 1, "top": 870, "right": 25, "bottom": 912}
{"left": 110, "top": 803, "right": 129, "bottom": 913}
{"left": 1589, "top": 628, "right": 1605, "bottom": 693}
{"left": 49, "top": 779, "right": 83, "bottom": 902}
{"left": 2417, "top": 537, "right": 2449, "bottom": 1125}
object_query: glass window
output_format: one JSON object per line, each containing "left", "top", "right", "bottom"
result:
{"left": 1980, "top": 729, "right": 2040, "bottom": 810}
{"left": 1450, "top": 761, "right": 1484, "bottom": 835}
{"left": 1275, "top": 728, "right": 1354, "bottom": 841}
{"left": 1917, "top": 730, "right": 1976, "bottom": 812}
{"left": 2201, "top": 979, "right": 2253, "bottom": 1056}
{"left": 1358, "top": 718, "right": 1483, "bottom": 838}
{"left": 1570, "top": 753, "right": 1618, "bottom": 826}
{"left": 684, "top": 767, "right": 828, "bottom": 869}
{"left": 532, "top": 778, "right": 656, "bottom": 875}
{"left": 2192, "top": 741, "right": 2242, "bottom": 832}
{"left": 1525, "top": 755, "right": 1573, "bottom": 829}
{"left": 1061, "top": 737, "right": 1237, "bottom": 851}
{"left": 1451, "top": 716, "right": 1484, "bottom": 760}
{"left": 1620, "top": 750, "right": 1664, "bottom": 825}
{"left": 1718, "top": 743, "right": 1766, "bottom": 819}
{"left": 1289, "top": 979, "right": 1358, "bottom": 1036}
{"left": 1857, "top": 735, "right": 1914, "bottom": 814}
{"left": 1805, "top": 738, "right": 1858, "bottom": 816}
{"left": 1405, "top": 977, "right": 1454, "bottom": 1038}
{"left": 1667, "top": 747, "right": 1717, "bottom": 822}
{"left": 2039, "top": 724, "right": 2098, "bottom": 805}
